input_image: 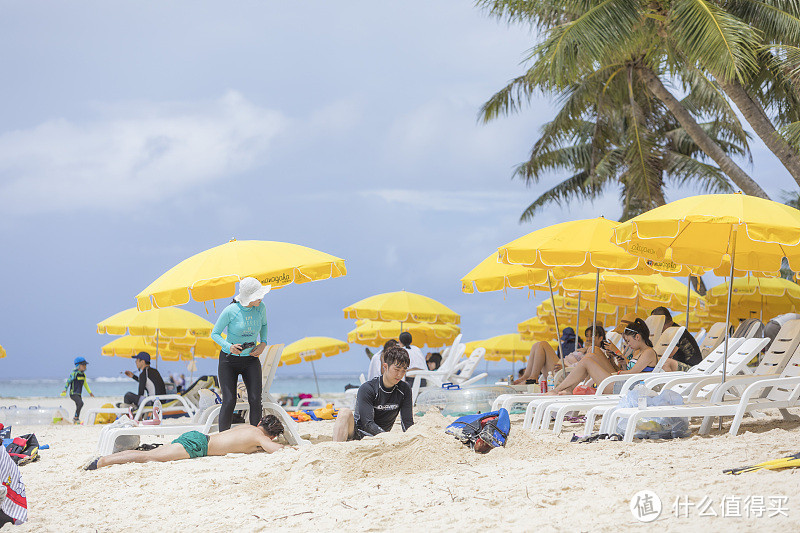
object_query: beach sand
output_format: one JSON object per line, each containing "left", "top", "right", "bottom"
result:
{"left": 3, "top": 396, "right": 800, "bottom": 531}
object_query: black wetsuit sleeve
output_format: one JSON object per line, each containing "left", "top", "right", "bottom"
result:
{"left": 355, "top": 382, "right": 385, "bottom": 436}
{"left": 400, "top": 383, "right": 414, "bottom": 431}
{"left": 137, "top": 368, "right": 147, "bottom": 397}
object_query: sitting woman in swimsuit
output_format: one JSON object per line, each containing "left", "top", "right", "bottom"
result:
{"left": 546, "top": 318, "right": 658, "bottom": 395}
{"left": 513, "top": 325, "right": 608, "bottom": 385}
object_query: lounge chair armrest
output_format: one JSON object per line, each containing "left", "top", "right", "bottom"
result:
{"left": 456, "top": 373, "right": 488, "bottom": 388}
{"left": 405, "top": 370, "right": 439, "bottom": 378}
{"left": 706, "top": 374, "right": 782, "bottom": 402}
{"left": 737, "top": 376, "right": 800, "bottom": 405}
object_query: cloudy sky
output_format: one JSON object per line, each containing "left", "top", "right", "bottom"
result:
{"left": 1, "top": 1, "right": 794, "bottom": 380}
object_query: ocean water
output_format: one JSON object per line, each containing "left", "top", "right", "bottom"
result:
{"left": 0, "top": 372, "right": 506, "bottom": 399}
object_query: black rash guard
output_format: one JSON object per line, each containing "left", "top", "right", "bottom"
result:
{"left": 354, "top": 377, "right": 414, "bottom": 438}
{"left": 132, "top": 366, "right": 166, "bottom": 397}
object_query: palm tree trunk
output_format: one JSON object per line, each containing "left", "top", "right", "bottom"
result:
{"left": 638, "top": 67, "right": 770, "bottom": 199}
{"left": 720, "top": 79, "right": 800, "bottom": 187}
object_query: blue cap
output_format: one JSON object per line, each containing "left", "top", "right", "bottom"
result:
{"left": 74, "top": 356, "right": 88, "bottom": 365}
{"left": 132, "top": 352, "right": 151, "bottom": 363}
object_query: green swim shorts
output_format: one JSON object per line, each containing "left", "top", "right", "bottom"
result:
{"left": 172, "top": 430, "right": 209, "bottom": 459}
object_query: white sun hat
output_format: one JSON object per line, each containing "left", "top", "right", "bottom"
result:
{"left": 235, "top": 277, "right": 271, "bottom": 305}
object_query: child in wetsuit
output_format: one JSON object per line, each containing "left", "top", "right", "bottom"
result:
{"left": 62, "top": 357, "right": 94, "bottom": 423}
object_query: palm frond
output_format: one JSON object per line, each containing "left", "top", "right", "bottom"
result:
{"left": 668, "top": 0, "right": 759, "bottom": 82}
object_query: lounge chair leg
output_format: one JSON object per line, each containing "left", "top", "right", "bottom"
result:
{"left": 779, "top": 408, "right": 800, "bottom": 422}
{"left": 263, "top": 401, "right": 310, "bottom": 446}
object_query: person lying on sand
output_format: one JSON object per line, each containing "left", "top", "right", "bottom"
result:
{"left": 333, "top": 346, "right": 413, "bottom": 442}
{"left": 85, "top": 415, "right": 286, "bottom": 470}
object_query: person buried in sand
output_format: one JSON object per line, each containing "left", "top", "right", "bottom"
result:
{"left": 85, "top": 415, "right": 286, "bottom": 470}
{"left": 333, "top": 346, "right": 414, "bottom": 442}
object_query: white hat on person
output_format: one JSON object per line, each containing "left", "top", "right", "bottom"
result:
{"left": 235, "top": 277, "right": 271, "bottom": 305}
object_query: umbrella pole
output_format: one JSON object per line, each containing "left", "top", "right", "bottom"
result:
{"left": 156, "top": 330, "right": 159, "bottom": 369}
{"left": 547, "top": 272, "right": 564, "bottom": 370}
{"left": 592, "top": 269, "right": 600, "bottom": 353}
{"left": 686, "top": 275, "right": 692, "bottom": 332}
{"left": 310, "top": 360, "right": 321, "bottom": 398}
{"left": 576, "top": 292, "right": 581, "bottom": 347}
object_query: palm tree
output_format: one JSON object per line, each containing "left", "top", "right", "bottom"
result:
{"left": 477, "top": 0, "right": 800, "bottom": 196}
{"left": 511, "top": 63, "right": 741, "bottom": 222}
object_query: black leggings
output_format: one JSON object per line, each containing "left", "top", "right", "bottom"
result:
{"left": 70, "top": 394, "right": 84, "bottom": 419}
{"left": 218, "top": 351, "right": 262, "bottom": 431}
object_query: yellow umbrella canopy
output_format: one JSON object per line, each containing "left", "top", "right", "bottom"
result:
{"left": 498, "top": 217, "right": 666, "bottom": 275}
{"left": 707, "top": 277, "right": 800, "bottom": 319}
{"left": 161, "top": 335, "right": 221, "bottom": 359}
{"left": 343, "top": 291, "right": 460, "bottom": 325}
{"left": 613, "top": 194, "right": 800, "bottom": 276}
{"left": 136, "top": 239, "right": 346, "bottom": 310}
{"left": 517, "top": 316, "right": 552, "bottom": 335}
{"left": 0, "top": 344, "right": 5, "bottom": 359}
{"left": 461, "top": 252, "right": 550, "bottom": 293}
{"left": 559, "top": 273, "right": 705, "bottom": 310}
{"left": 672, "top": 311, "right": 717, "bottom": 331}
{"left": 101, "top": 336, "right": 191, "bottom": 362}
{"left": 464, "top": 334, "right": 534, "bottom": 362}
{"left": 348, "top": 320, "right": 460, "bottom": 348}
{"left": 280, "top": 337, "right": 349, "bottom": 366}
{"left": 97, "top": 307, "right": 214, "bottom": 338}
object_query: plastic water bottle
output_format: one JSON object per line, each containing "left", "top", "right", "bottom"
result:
{"left": 634, "top": 383, "right": 656, "bottom": 409}
{"left": 546, "top": 372, "right": 554, "bottom": 391}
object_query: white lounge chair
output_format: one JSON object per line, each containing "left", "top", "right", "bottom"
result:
{"left": 586, "top": 337, "right": 757, "bottom": 435}
{"left": 553, "top": 337, "right": 769, "bottom": 435}
{"left": 693, "top": 328, "right": 707, "bottom": 345}
{"left": 698, "top": 322, "right": 729, "bottom": 358}
{"left": 96, "top": 344, "right": 309, "bottom": 455}
{"left": 607, "top": 340, "right": 800, "bottom": 441}
{"left": 491, "top": 326, "right": 686, "bottom": 425}
{"left": 409, "top": 347, "right": 488, "bottom": 404}
{"left": 530, "top": 327, "right": 714, "bottom": 432}
{"left": 406, "top": 335, "right": 466, "bottom": 403}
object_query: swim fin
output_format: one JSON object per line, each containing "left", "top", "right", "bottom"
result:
{"left": 724, "top": 451, "right": 800, "bottom": 475}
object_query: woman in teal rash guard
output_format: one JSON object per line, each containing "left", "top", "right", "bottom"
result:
{"left": 211, "top": 277, "right": 270, "bottom": 431}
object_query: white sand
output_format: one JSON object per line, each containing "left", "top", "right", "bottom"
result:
{"left": 3, "top": 396, "right": 800, "bottom": 531}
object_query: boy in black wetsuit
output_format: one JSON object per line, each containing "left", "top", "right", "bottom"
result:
{"left": 62, "top": 356, "right": 94, "bottom": 423}
{"left": 333, "top": 346, "right": 414, "bottom": 441}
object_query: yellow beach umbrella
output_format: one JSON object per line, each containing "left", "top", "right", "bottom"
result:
{"left": 347, "top": 320, "right": 460, "bottom": 348}
{"left": 97, "top": 307, "right": 214, "bottom": 338}
{"left": 460, "top": 252, "right": 550, "bottom": 293}
{"left": 280, "top": 336, "right": 350, "bottom": 396}
{"left": 707, "top": 277, "right": 800, "bottom": 321}
{"left": 343, "top": 291, "right": 460, "bottom": 325}
{"left": 613, "top": 194, "right": 800, "bottom": 276}
{"left": 498, "top": 217, "right": 675, "bottom": 358}
{"left": 162, "top": 335, "right": 221, "bottom": 359}
{"left": 517, "top": 316, "right": 553, "bottom": 336}
{"left": 0, "top": 344, "right": 5, "bottom": 359}
{"left": 281, "top": 337, "right": 349, "bottom": 365}
{"left": 101, "top": 336, "right": 190, "bottom": 362}
{"left": 614, "top": 193, "right": 800, "bottom": 382}
{"left": 136, "top": 239, "right": 346, "bottom": 310}
{"left": 464, "top": 334, "right": 534, "bottom": 362}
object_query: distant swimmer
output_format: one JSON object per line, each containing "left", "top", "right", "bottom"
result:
{"left": 85, "top": 415, "right": 286, "bottom": 470}
{"left": 333, "top": 346, "right": 414, "bottom": 442}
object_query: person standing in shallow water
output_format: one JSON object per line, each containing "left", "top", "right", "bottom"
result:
{"left": 211, "top": 277, "right": 270, "bottom": 431}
